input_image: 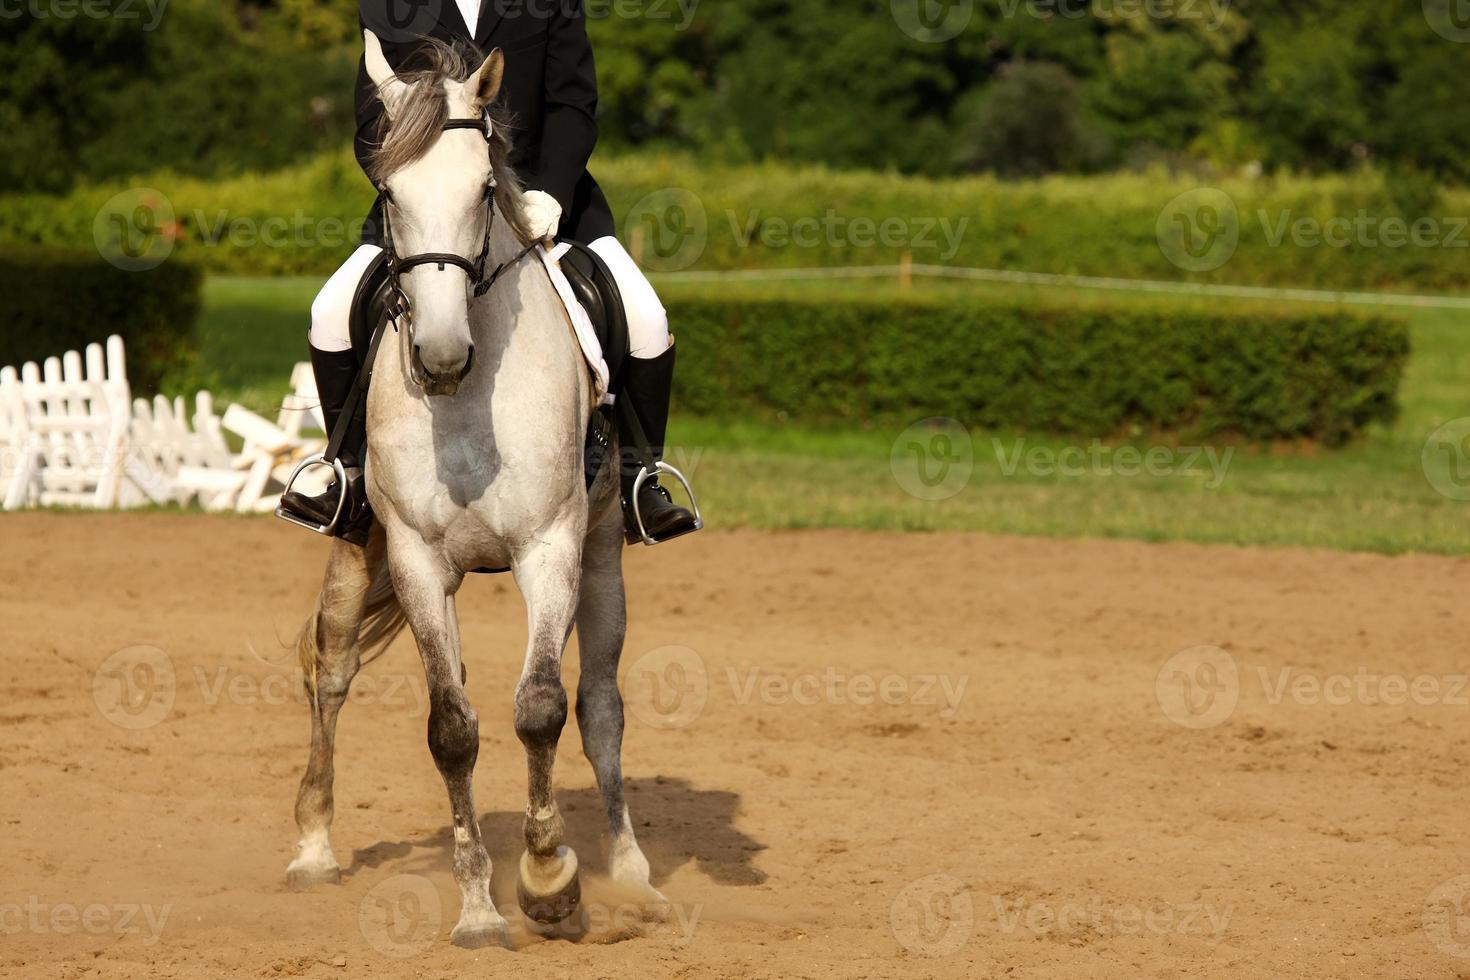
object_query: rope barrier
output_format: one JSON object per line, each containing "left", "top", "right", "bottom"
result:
{"left": 652, "top": 264, "right": 1470, "bottom": 311}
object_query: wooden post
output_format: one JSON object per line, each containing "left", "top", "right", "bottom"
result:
{"left": 899, "top": 250, "right": 913, "bottom": 294}
{"left": 630, "top": 224, "right": 646, "bottom": 267}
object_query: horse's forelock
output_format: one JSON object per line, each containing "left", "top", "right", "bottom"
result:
{"left": 366, "top": 39, "right": 532, "bottom": 244}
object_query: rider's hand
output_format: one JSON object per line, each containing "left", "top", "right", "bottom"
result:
{"left": 522, "top": 190, "right": 562, "bottom": 246}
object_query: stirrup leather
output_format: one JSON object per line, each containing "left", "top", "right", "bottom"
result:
{"left": 274, "top": 454, "right": 349, "bottom": 536}
{"left": 629, "top": 461, "right": 703, "bottom": 546}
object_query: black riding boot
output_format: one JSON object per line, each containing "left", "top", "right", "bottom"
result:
{"left": 278, "top": 345, "right": 373, "bottom": 545}
{"left": 618, "top": 342, "right": 700, "bottom": 544}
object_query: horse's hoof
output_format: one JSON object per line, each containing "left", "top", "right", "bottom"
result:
{"left": 285, "top": 864, "right": 341, "bottom": 891}
{"left": 517, "top": 846, "right": 581, "bottom": 925}
{"left": 640, "top": 889, "right": 671, "bottom": 922}
{"left": 450, "top": 920, "right": 513, "bottom": 950}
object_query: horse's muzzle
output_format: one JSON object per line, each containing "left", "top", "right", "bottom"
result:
{"left": 411, "top": 344, "right": 475, "bottom": 397}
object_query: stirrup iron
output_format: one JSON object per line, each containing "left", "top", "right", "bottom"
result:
{"left": 630, "top": 461, "right": 703, "bottom": 546}
{"left": 274, "top": 454, "right": 349, "bottom": 536}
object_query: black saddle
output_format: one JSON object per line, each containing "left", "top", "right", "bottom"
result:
{"left": 349, "top": 249, "right": 395, "bottom": 369}
{"left": 348, "top": 239, "right": 631, "bottom": 393}
{"left": 557, "top": 240, "right": 631, "bottom": 395}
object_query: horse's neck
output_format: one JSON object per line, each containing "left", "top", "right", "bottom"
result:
{"left": 469, "top": 220, "right": 587, "bottom": 403}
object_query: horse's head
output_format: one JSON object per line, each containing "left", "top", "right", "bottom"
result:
{"left": 364, "top": 31, "right": 524, "bottom": 396}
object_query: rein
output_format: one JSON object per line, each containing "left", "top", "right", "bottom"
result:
{"left": 377, "top": 116, "right": 539, "bottom": 333}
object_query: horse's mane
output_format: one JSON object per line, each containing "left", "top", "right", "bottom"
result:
{"left": 366, "top": 38, "right": 532, "bottom": 244}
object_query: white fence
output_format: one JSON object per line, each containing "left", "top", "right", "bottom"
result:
{"left": 0, "top": 336, "right": 325, "bottom": 513}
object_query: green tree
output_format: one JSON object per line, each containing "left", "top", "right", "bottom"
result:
{"left": 1249, "top": 26, "right": 1369, "bottom": 171}
{"left": 950, "top": 62, "right": 1109, "bottom": 176}
{"left": 1090, "top": 28, "right": 1234, "bottom": 153}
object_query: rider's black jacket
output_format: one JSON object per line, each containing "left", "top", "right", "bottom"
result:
{"left": 355, "top": 0, "right": 616, "bottom": 246}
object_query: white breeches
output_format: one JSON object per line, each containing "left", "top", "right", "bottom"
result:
{"left": 308, "top": 235, "right": 671, "bottom": 359}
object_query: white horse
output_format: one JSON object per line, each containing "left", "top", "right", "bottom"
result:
{"left": 284, "top": 32, "right": 661, "bottom": 949}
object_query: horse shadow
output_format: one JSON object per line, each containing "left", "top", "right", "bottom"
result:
{"left": 348, "top": 776, "right": 767, "bottom": 892}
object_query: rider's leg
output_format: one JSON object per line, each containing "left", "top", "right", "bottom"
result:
{"left": 586, "top": 236, "right": 698, "bottom": 543}
{"left": 279, "top": 245, "right": 382, "bottom": 534}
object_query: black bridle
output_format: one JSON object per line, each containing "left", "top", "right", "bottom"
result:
{"left": 377, "top": 116, "right": 539, "bottom": 330}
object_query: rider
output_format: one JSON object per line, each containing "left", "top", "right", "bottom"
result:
{"left": 279, "top": 0, "right": 698, "bottom": 544}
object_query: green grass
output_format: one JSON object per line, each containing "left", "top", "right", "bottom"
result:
{"left": 176, "top": 275, "right": 1470, "bottom": 554}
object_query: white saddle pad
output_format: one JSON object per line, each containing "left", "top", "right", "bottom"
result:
{"left": 537, "top": 243, "right": 612, "bottom": 406}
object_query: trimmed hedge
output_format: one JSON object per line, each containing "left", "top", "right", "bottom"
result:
{"left": 5, "top": 150, "right": 1470, "bottom": 292}
{"left": 0, "top": 248, "right": 202, "bottom": 393}
{"left": 667, "top": 293, "right": 1409, "bottom": 446}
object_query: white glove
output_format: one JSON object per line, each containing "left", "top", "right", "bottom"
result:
{"left": 522, "top": 190, "right": 562, "bottom": 245}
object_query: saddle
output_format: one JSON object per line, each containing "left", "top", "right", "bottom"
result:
{"left": 278, "top": 236, "right": 699, "bottom": 554}
{"left": 347, "top": 240, "right": 630, "bottom": 394}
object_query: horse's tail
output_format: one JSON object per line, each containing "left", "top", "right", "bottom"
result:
{"left": 297, "top": 557, "right": 408, "bottom": 702}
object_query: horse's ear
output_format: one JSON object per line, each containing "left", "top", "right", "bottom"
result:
{"left": 471, "top": 48, "right": 505, "bottom": 109}
{"left": 364, "top": 30, "right": 410, "bottom": 118}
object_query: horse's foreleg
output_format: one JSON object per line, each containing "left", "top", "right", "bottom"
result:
{"left": 287, "top": 533, "right": 380, "bottom": 890}
{"left": 575, "top": 508, "right": 663, "bottom": 901}
{"left": 390, "top": 541, "right": 509, "bottom": 949}
{"left": 511, "top": 530, "right": 584, "bottom": 925}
